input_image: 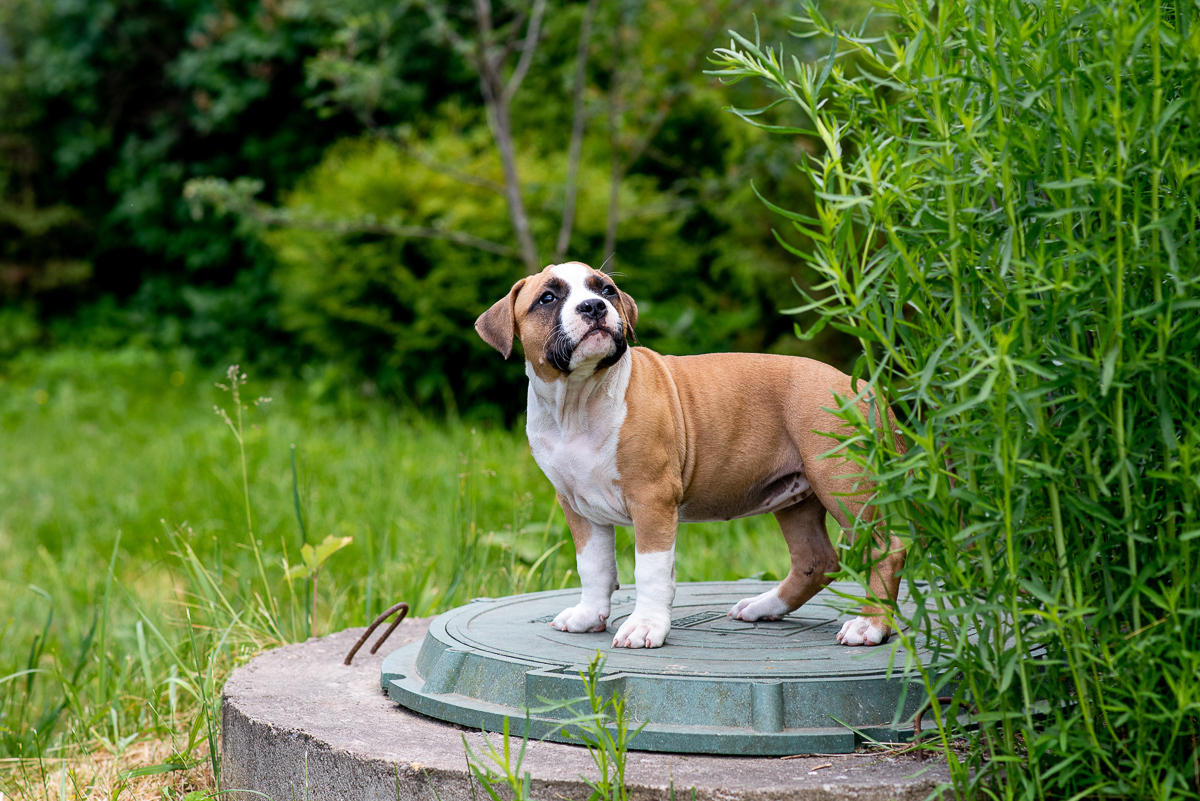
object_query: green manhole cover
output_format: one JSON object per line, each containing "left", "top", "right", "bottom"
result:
{"left": 382, "top": 581, "right": 935, "bottom": 756}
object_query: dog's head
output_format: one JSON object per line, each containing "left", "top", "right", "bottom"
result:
{"left": 476, "top": 262, "right": 638, "bottom": 380}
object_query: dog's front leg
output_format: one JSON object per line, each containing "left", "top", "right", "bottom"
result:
{"left": 551, "top": 497, "right": 617, "bottom": 633}
{"left": 613, "top": 502, "right": 676, "bottom": 649}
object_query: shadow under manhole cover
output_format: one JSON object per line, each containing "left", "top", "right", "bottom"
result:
{"left": 382, "top": 580, "right": 938, "bottom": 756}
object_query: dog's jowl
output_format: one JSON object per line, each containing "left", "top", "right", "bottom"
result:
{"left": 476, "top": 262, "right": 906, "bottom": 649}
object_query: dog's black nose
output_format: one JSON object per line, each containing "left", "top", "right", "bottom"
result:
{"left": 576, "top": 298, "right": 607, "bottom": 321}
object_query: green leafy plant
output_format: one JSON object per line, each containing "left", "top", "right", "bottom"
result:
{"left": 284, "top": 534, "right": 355, "bottom": 640}
{"left": 462, "top": 716, "right": 536, "bottom": 801}
{"left": 713, "top": 0, "right": 1200, "bottom": 798}
{"left": 540, "top": 653, "right": 644, "bottom": 801}
{"left": 463, "top": 651, "right": 643, "bottom": 801}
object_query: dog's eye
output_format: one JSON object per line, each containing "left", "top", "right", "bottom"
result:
{"left": 601, "top": 285, "right": 617, "bottom": 297}
{"left": 538, "top": 291, "right": 557, "bottom": 305}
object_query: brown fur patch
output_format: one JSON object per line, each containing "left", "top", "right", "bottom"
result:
{"left": 559, "top": 495, "right": 596, "bottom": 553}
{"left": 615, "top": 347, "right": 906, "bottom": 627}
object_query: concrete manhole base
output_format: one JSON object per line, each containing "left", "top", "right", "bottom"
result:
{"left": 221, "top": 624, "right": 952, "bottom": 801}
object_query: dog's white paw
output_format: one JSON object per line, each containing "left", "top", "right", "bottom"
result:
{"left": 612, "top": 612, "right": 670, "bottom": 648}
{"left": 836, "top": 616, "right": 888, "bottom": 646}
{"left": 551, "top": 604, "right": 609, "bottom": 633}
{"left": 729, "top": 589, "right": 790, "bottom": 622}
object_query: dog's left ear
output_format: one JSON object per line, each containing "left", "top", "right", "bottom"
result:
{"left": 475, "top": 278, "right": 527, "bottom": 359}
{"left": 617, "top": 288, "right": 639, "bottom": 342}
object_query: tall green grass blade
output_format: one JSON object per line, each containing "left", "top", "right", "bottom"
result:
{"left": 97, "top": 532, "right": 121, "bottom": 710}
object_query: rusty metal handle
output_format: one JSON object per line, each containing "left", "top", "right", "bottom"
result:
{"left": 913, "top": 696, "right": 959, "bottom": 760}
{"left": 344, "top": 602, "right": 409, "bottom": 666}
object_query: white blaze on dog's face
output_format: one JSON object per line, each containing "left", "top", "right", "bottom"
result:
{"left": 475, "top": 262, "right": 638, "bottom": 381}
{"left": 548, "top": 262, "right": 626, "bottom": 372}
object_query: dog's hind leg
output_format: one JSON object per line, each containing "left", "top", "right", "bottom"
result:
{"left": 799, "top": 428, "right": 906, "bottom": 646}
{"left": 729, "top": 494, "right": 839, "bottom": 621}
{"left": 835, "top": 531, "right": 906, "bottom": 646}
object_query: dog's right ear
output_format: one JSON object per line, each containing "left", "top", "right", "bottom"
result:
{"left": 475, "top": 278, "right": 527, "bottom": 359}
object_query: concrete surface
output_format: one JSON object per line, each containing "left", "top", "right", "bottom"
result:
{"left": 221, "top": 623, "right": 953, "bottom": 801}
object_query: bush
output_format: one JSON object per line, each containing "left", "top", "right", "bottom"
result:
{"left": 2, "top": 0, "right": 855, "bottom": 391}
{"left": 252, "top": 117, "right": 824, "bottom": 416}
{"left": 0, "top": 0, "right": 455, "bottom": 362}
{"left": 715, "top": 0, "right": 1200, "bottom": 798}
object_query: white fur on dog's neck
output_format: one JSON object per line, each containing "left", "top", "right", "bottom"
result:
{"left": 526, "top": 351, "right": 630, "bottom": 433}
{"left": 525, "top": 351, "right": 632, "bottom": 526}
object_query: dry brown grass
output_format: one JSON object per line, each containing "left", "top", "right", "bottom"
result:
{"left": 0, "top": 737, "right": 215, "bottom": 801}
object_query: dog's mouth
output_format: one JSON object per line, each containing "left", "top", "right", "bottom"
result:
{"left": 580, "top": 325, "right": 624, "bottom": 351}
{"left": 545, "top": 324, "right": 626, "bottom": 374}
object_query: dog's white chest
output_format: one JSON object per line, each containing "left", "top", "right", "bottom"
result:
{"left": 526, "top": 361, "right": 632, "bottom": 527}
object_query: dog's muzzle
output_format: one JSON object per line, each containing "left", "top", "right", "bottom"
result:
{"left": 546, "top": 313, "right": 627, "bottom": 373}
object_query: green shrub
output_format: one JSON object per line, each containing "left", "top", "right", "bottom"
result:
{"left": 1, "top": 0, "right": 843, "bottom": 392}
{"left": 0, "top": 0, "right": 457, "bottom": 364}
{"left": 715, "top": 0, "right": 1200, "bottom": 797}
{"left": 257, "top": 121, "right": 820, "bottom": 415}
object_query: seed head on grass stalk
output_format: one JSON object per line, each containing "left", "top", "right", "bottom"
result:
{"left": 213, "top": 365, "right": 280, "bottom": 638}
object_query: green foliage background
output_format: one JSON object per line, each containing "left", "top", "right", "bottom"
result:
{"left": 0, "top": 0, "right": 413, "bottom": 359}
{"left": 257, "top": 119, "right": 808, "bottom": 412}
{"left": 0, "top": 0, "right": 859, "bottom": 413}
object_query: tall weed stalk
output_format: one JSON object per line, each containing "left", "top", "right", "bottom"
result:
{"left": 714, "top": 1, "right": 1200, "bottom": 798}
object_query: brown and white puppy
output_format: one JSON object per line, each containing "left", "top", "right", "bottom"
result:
{"left": 476, "top": 262, "right": 906, "bottom": 649}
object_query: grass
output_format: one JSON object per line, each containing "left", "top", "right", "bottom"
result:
{"left": 0, "top": 345, "right": 793, "bottom": 798}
